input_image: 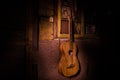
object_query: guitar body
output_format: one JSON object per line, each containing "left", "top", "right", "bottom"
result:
{"left": 58, "top": 41, "right": 79, "bottom": 77}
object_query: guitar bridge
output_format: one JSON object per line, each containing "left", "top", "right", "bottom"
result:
{"left": 67, "top": 64, "right": 75, "bottom": 69}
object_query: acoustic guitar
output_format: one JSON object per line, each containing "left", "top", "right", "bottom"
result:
{"left": 58, "top": 15, "right": 80, "bottom": 77}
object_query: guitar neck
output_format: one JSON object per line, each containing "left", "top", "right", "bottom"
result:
{"left": 68, "top": 16, "right": 74, "bottom": 50}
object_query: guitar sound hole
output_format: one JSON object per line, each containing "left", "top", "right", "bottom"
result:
{"left": 68, "top": 50, "right": 73, "bottom": 55}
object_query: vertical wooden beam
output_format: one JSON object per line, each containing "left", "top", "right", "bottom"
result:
{"left": 53, "top": 0, "right": 58, "bottom": 38}
{"left": 81, "top": 9, "right": 85, "bottom": 37}
{"left": 57, "top": 0, "right": 61, "bottom": 38}
{"left": 26, "top": 0, "right": 38, "bottom": 80}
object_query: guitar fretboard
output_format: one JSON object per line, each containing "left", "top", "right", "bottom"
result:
{"left": 68, "top": 15, "right": 74, "bottom": 50}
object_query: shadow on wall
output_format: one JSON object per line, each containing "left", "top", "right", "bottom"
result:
{"left": 77, "top": 40, "right": 101, "bottom": 80}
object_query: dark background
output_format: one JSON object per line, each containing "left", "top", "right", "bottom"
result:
{"left": 79, "top": 0, "right": 117, "bottom": 79}
{"left": 0, "top": 0, "right": 27, "bottom": 80}
{"left": 0, "top": 0, "right": 117, "bottom": 80}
